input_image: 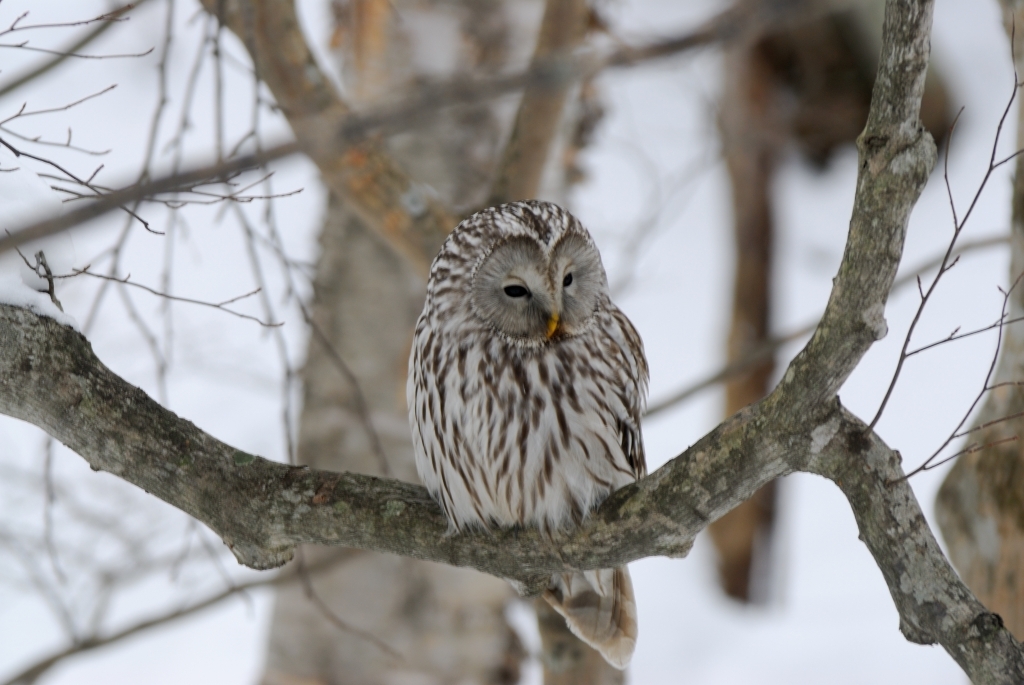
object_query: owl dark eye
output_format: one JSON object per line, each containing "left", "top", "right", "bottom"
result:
{"left": 563, "top": 273, "right": 573, "bottom": 287}
{"left": 504, "top": 285, "right": 530, "bottom": 298}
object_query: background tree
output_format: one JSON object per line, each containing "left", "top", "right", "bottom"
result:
{"left": 710, "top": 0, "right": 953, "bottom": 602}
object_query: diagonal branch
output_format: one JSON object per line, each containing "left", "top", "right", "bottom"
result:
{"left": 768, "top": 0, "right": 938, "bottom": 417}
{"left": 0, "top": 0, "right": 838, "bottom": 262}
{"left": 487, "top": 0, "right": 589, "bottom": 205}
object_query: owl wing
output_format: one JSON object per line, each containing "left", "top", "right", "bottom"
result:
{"left": 607, "top": 305, "right": 648, "bottom": 479}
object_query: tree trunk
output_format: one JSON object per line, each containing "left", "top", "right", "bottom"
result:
{"left": 261, "top": 194, "right": 523, "bottom": 685}
{"left": 711, "top": 36, "right": 783, "bottom": 602}
{"left": 263, "top": 0, "right": 601, "bottom": 682}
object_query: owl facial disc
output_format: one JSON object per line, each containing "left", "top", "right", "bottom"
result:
{"left": 471, "top": 232, "right": 604, "bottom": 342}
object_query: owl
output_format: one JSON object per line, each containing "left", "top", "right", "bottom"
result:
{"left": 407, "top": 200, "right": 647, "bottom": 669}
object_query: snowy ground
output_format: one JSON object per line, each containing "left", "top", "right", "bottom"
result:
{"left": 0, "top": 0, "right": 1017, "bottom": 683}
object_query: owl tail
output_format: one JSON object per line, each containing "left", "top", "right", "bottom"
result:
{"left": 543, "top": 566, "right": 638, "bottom": 669}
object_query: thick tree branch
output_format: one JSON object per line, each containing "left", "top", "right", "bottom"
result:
{"left": 810, "top": 407, "right": 1024, "bottom": 682}
{"left": 0, "top": 303, "right": 782, "bottom": 580}
{"left": 770, "top": 0, "right": 937, "bottom": 417}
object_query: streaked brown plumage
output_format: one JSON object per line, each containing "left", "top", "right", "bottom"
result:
{"left": 407, "top": 200, "right": 647, "bottom": 668}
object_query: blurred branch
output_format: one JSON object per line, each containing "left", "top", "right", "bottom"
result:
{"left": 487, "top": 0, "right": 589, "bottom": 204}
{"left": 645, "top": 235, "right": 1010, "bottom": 418}
{"left": 0, "top": 0, "right": 838, "bottom": 259}
{"left": 64, "top": 268, "right": 282, "bottom": 327}
{"left": 2, "top": 549, "right": 364, "bottom": 685}
{"left": 0, "top": 1, "right": 147, "bottom": 99}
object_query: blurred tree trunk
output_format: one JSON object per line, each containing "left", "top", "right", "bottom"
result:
{"left": 261, "top": 0, "right": 608, "bottom": 683}
{"left": 936, "top": 0, "right": 1024, "bottom": 641}
{"left": 533, "top": 599, "right": 623, "bottom": 685}
{"left": 710, "top": 0, "right": 949, "bottom": 602}
{"left": 713, "top": 34, "right": 785, "bottom": 604}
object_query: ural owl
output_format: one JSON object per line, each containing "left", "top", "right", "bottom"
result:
{"left": 407, "top": 201, "right": 647, "bottom": 668}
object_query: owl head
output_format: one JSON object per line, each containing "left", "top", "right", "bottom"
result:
{"left": 463, "top": 201, "right": 609, "bottom": 343}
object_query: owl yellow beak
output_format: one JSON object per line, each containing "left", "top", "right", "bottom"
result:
{"left": 546, "top": 312, "right": 560, "bottom": 339}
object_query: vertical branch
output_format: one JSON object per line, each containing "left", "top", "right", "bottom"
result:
{"left": 487, "top": 0, "right": 589, "bottom": 205}
{"left": 42, "top": 437, "right": 66, "bottom": 585}
{"left": 708, "top": 34, "right": 783, "bottom": 603}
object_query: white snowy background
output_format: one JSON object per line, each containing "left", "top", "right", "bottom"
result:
{"left": 0, "top": 0, "right": 1016, "bottom": 683}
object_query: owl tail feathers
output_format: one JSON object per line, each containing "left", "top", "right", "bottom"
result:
{"left": 543, "top": 566, "right": 638, "bottom": 669}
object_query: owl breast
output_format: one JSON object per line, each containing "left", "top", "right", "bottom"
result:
{"left": 408, "top": 302, "right": 647, "bottom": 534}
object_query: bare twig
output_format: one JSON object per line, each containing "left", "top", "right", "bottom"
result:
{"left": 0, "top": 2, "right": 148, "bottom": 100}
{"left": 0, "top": 135, "right": 155, "bottom": 232}
{"left": 869, "top": 69, "right": 1024, "bottom": 431}
{"left": 0, "top": 84, "right": 116, "bottom": 125}
{"left": 1, "top": 549, "right": 364, "bottom": 685}
{"left": 0, "top": 0, "right": 838, "bottom": 257}
{"left": 645, "top": 235, "right": 1009, "bottom": 418}
{"left": 0, "top": 7, "right": 137, "bottom": 35}
{"left": 0, "top": 41, "right": 152, "bottom": 60}
{"left": 70, "top": 268, "right": 281, "bottom": 328}
{"left": 904, "top": 269, "right": 1024, "bottom": 478}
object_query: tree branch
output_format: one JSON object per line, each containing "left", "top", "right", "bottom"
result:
{"left": 0, "top": 0, "right": 835, "bottom": 260}
{"left": 808, "top": 407, "right": 1024, "bottom": 682}
{"left": 487, "top": 0, "right": 589, "bottom": 205}
{"left": 768, "top": 0, "right": 937, "bottom": 416}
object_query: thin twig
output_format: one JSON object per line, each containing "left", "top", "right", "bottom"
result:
{"left": 71, "top": 268, "right": 281, "bottom": 327}
{"left": 903, "top": 269, "right": 1024, "bottom": 478}
{"left": 645, "top": 235, "right": 1010, "bottom": 418}
{"left": 0, "top": 1, "right": 148, "bottom": 99}
{"left": 868, "top": 69, "right": 1024, "bottom": 431}
{"left": 0, "top": 42, "right": 153, "bottom": 60}
{"left": 0, "top": 84, "right": 116, "bottom": 125}
{"left": 1, "top": 550, "right": 364, "bottom": 685}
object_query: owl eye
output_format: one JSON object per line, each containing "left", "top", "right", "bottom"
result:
{"left": 504, "top": 285, "right": 530, "bottom": 298}
{"left": 563, "top": 273, "right": 573, "bottom": 287}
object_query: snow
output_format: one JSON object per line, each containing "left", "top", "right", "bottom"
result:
{"left": 0, "top": 275, "right": 80, "bottom": 331}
